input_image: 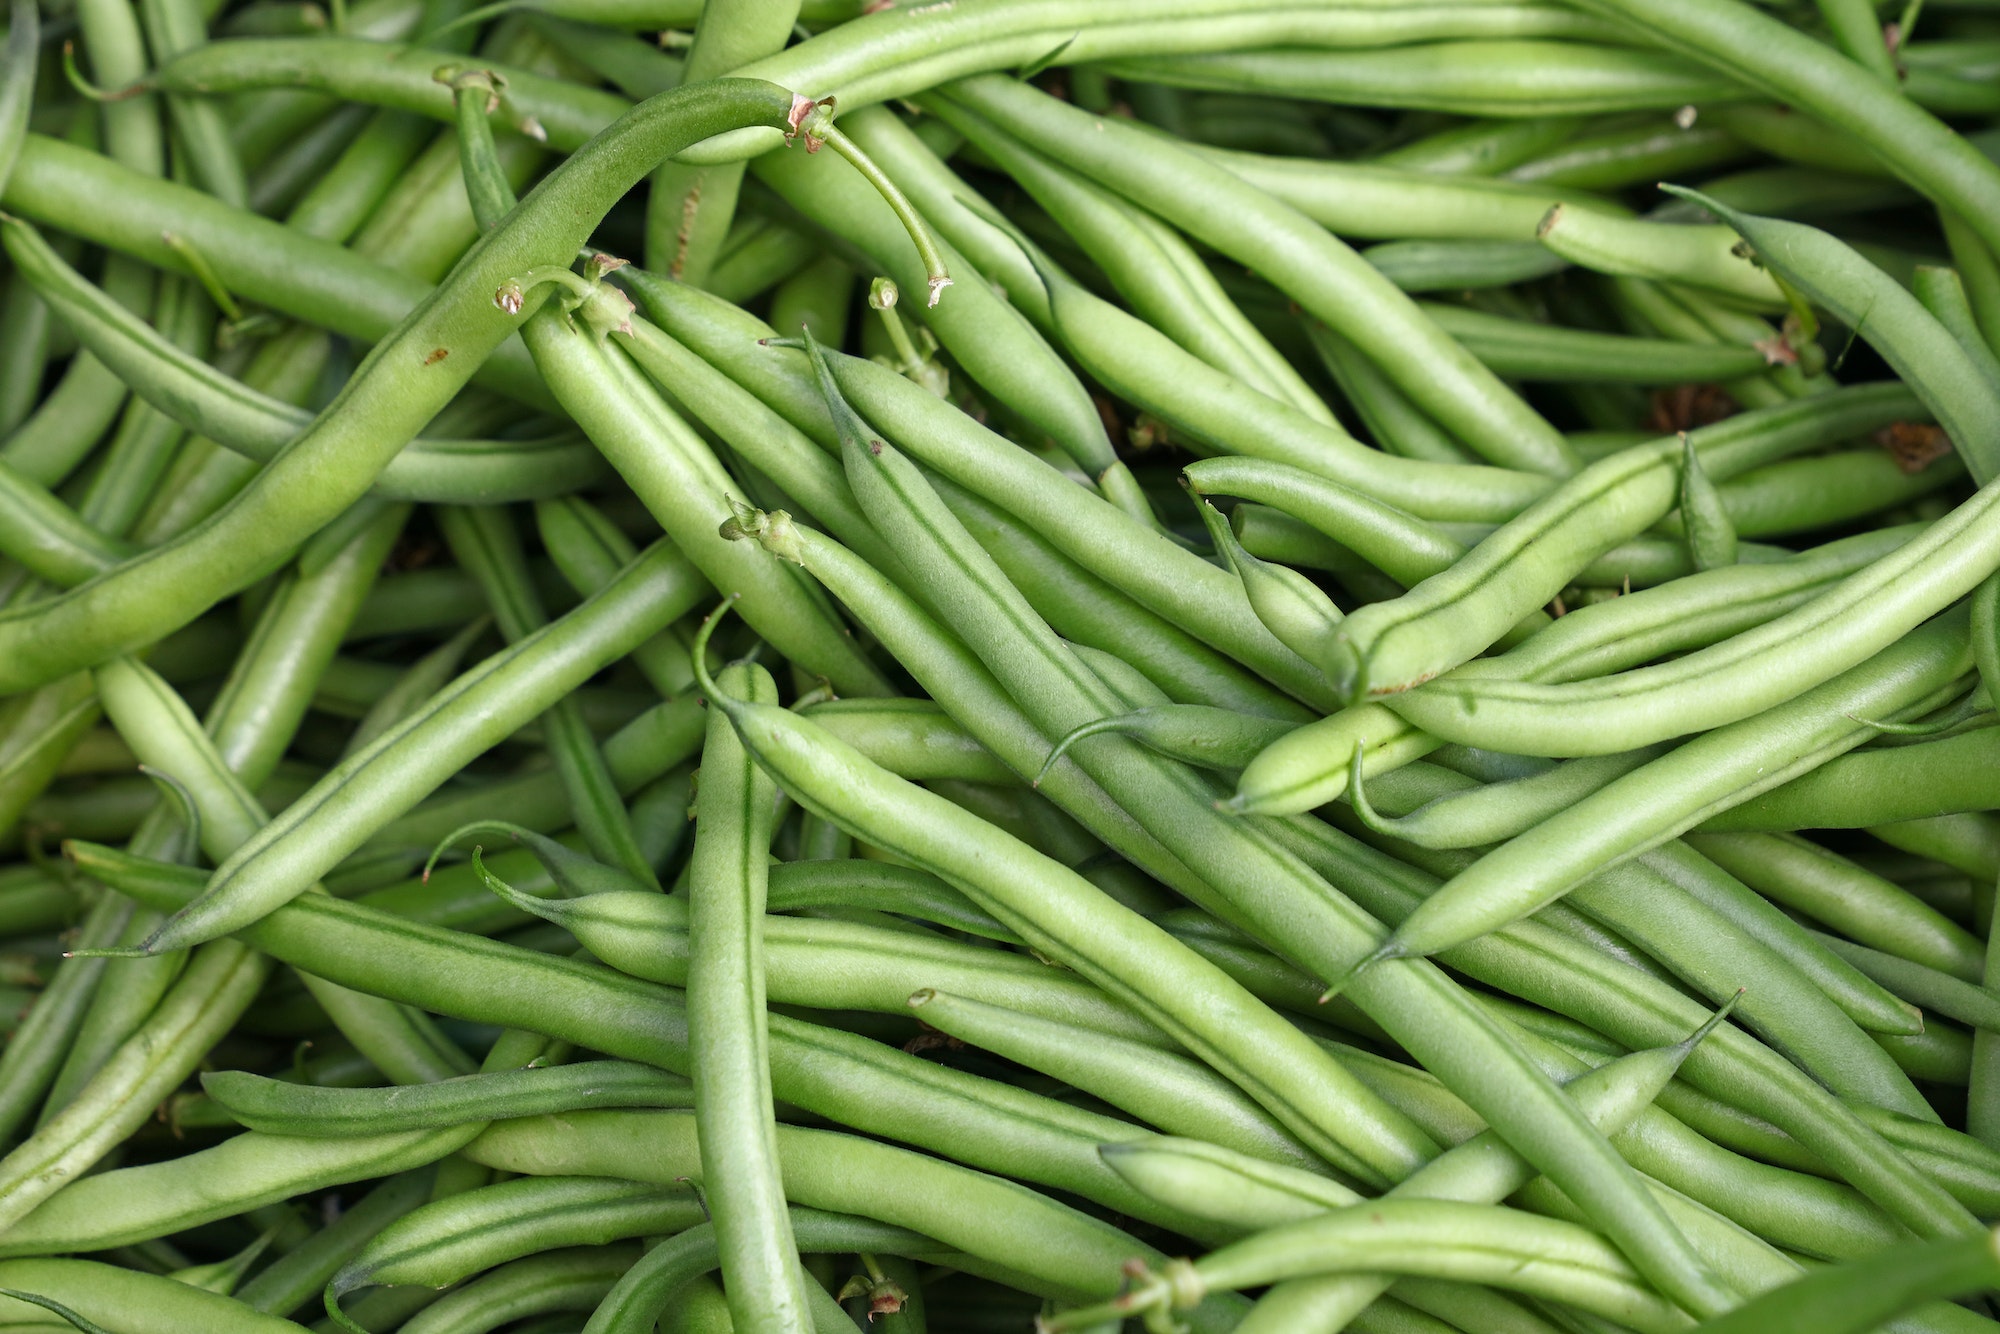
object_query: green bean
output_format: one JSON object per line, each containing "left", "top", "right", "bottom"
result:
{"left": 909, "top": 988, "right": 1325, "bottom": 1171}
{"left": 1064, "top": 1197, "right": 1693, "bottom": 1334}
{"left": 1507, "top": 117, "right": 1750, "bottom": 190}
{"left": 815, "top": 348, "right": 1340, "bottom": 704}
{"left": 863, "top": 106, "right": 1327, "bottom": 421}
{"left": 1420, "top": 300, "right": 1772, "bottom": 384}
{"left": 327, "top": 1175, "right": 701, "bottom": 1308}
{"left": 0, "top": 895, "right": 132, "bottom": 1149}
{"left": 1193, "top": 138, "right": 1626, "bottom": 241}
{"left": 1263, "top": 814, "right": 1979, "bottom": 1240}
{"left": 136, "top": 532, "right": 710, "bottom": 954}
{"left": 1353, "top": 745, "right": 1672, "bottom": 851}
{"left": 3, "top": 135, "right": 545, "bottom": 402}
{"left": 703, "top": 216, "right": 817, "bottom": 304}
{"left": 641, "top": 0, "right": 798, "bottom": 278}
{"left": 1374, "top": 115, "right": 1584, "bottom": 176}
{"left": 140, "top": 0, "right": 249, "bottom": 207}
{"left": 1306, "top": 323, "right": 1481, "bottom": 465}
{"left": 234, "top": 1170, "right": 436, "bottom": 1316}
{"left": 782, "top": 345, "right": 1740, "bottom": 1315}
{"left": 285, "top": 110, "right": 434, "bottom": 243}
{"left": 689, "top": 579, "right": 1427, "bottom": 1186}
{"left": 1538, "top": 206, "right": 1785, "bottom": 308}
{"left": 1684, "top": 190, "right": 2000, "bottom": 482}
{"left": 767, "top": 859, "right": 1012, "bottom": 942}
{"left": 1360, "top": 236, "right": 1571, "bottom": 291}
{"left": 0, "top": 0, "right": 29, "bottom": 200}
{"left": 1103, "top": 40, "right": 1740, "bottom": 116}
{"left": 1569, "top": 0, "right": 2000, "bottom": 252}
{"left": 1352, "top": 382, "right": 1917, "bottom": 700}
{"left": 0, "top": 1259, "right": 309, "bottom": 1331}
{"left": 0, "top": 79, "right": 800, "bottom": 695}
{"left": 1035, "top": 705, "right": 1293, "bottom": 784}
{"left": 1698, "top": 727, "right": 2000, "bottom": 832}
{"left": 932, "top": 472, "right": 1344, "bottom": 724}
{"left": 1365, "top": 611, "right": 1975, "bottom": 979}
{"left": 441, "top": 505, "right": 655, "bottom": 888}
{"left": 1184, "top": 456, "right": 1470, "bottom": 588}
{"left": 938, "top": 74, "right": 1578, "bottom": 477}
{"left": 750, "top": 121, "right": 1149, "bottom": 516}
{"left": 768, "top": 253, "right": 854, "bottom": 348}
{"left": 517, "top": 298, "right": 893, "bottom": 698}
{"left": 1691, "top": 1228, "right": 2000, "bottom": 1334}
{"left": 1194, "top": 495, "right": 1346, "bottom": 681}
{"left": 464, "top": 1109, "right": 1247, "bottom": 1326}
{"left": 684, "top": 657, "right": 816, "bottom": 1334}
{"left": 1816, "top": 934, "right": 2000, "bottom": 1033}
{"left": 344, "top": 619, "right": 490, "bottom": 759}
{"left": 609, "top": 309, "right": 906, "bottom": 582}
{"left": 476, "top": 870, "right": 1173, "bottom": 1047}
{"left": 583, "top": 1209, "right": 951, "bottom": 1334}
{"left": 205, "top": 1062, "right": 694, "bottom": 1137}
{"left": 1699, "top": 450, "right": 1964, "bottom": 541}
{"left": 801, "top": 699, "right": 1016, "bottom": 786}
{"left": 69, "top": 838, "right": 1234, "bottom": 1239}
{"left": 0, "top": 1118, "right": 477, "bottom": 1256}
{"left": 389, "top": 1244, "right": 639, "bottom": 1334}
{"left": 534, "top": 498, "right": 691, "bottom": 698}
{"left": 1386, "top": 483, "right": 1997, "bottom": 761}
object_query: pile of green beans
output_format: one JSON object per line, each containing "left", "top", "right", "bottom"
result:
{"left": 4, "top": 0, "right": 2000, "bottom": 1331}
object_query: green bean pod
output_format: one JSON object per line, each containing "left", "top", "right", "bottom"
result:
{"left": 395, "top": 1245, "right": 640, "bottom": 1334}
{"left": 0, "top": 78, "right": 799, "bottom": 695}
{"left": 1102, "top": 40, "right": 1740, "bottom": 117}
{"left": 1537, "top": 205, "right": 1785, "bottom": 309}
{"left": 1034, "top": 705, "right": 1293, "bottom": 784}
{"left": 1689, "top": 1228, "right": 2000, "bottom": 1334}
{"left": 1319, "top": 384, "right": 1919, "bottom": 706}
{"left": 0, "top": 1259, "right": 308, "bottom": 1332}
{"left": 328, "top": 1175, "right": 703, "bottom": 1302}
{"left": 476, "top": 873, "right": 1176, "bottom": 1048}
{"left": 1698, "top": 728, "right": 2000, "bottom": 832}
{"left": 202, "top": 1062, "right": 695, "bottom": 1137}
{"left": 465, "top": 1109, "right": 1247, "bottom": 1328}
{"left": 907, "top": 989, "right": 1325, "bottom": 1172}
{"left": 1371, "top": 611, "right": 1975, "bottom": 983}
{"left": 138, "top": 536, "right": 708, "bottom": 954}
{"left": 801, "top": 699, "right": 1016, "bottom": 786}
{"left": 1681, "top": 189, "right": 2000, "bottom": 484}
{"left": 938, "top": 73, "right": 1579, "bottom": 477}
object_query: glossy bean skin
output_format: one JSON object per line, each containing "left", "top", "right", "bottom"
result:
{"left": 583, "top": 1207, "right": 952, "bottom": 1334}
{"left": 202, "top": 1062, "right": 695, "bottom": 1136}
{"left": 0, "top": 1122, "right": 477, "bottom": 1256}
{"left": 816, "top": 349, "right": 1338, "bottom": 708}
{"left": 1230, "top": 499, "right": 1923, "bottom": 820}
{"left": 519, "top": 305, "right": 894, "bottom": 699}
{"left": 1387, "top": 462, "right": 1996, "bottom": 757}
{"left": 1686, "top": 192, "right": 2000, "bottom": 483}
{"left": 908, "top": 989, "right": 1325, "bottom": 1172}
{"left": 1260, "top": 815, "right": 1979, "bottom": 1241}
